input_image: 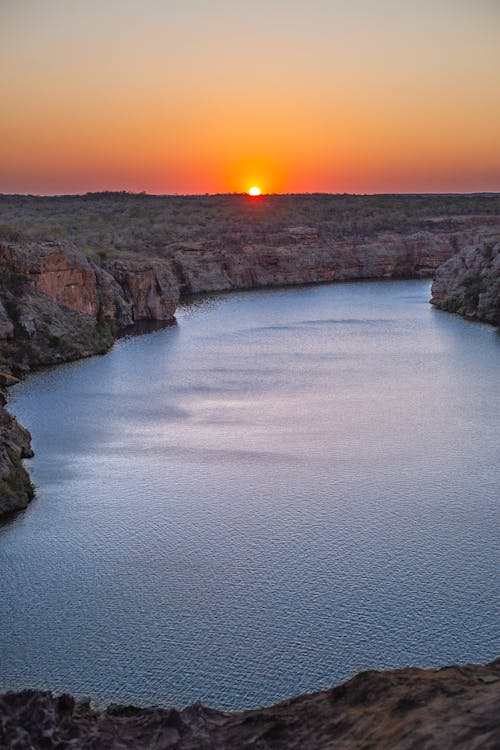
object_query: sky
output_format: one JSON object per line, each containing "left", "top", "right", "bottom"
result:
{"left": 1, "top": 0, "right": 499, "bottom": 195}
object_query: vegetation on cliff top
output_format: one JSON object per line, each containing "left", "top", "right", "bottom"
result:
{"left": 1, "top": 193, "right": 498, "bottom": 262}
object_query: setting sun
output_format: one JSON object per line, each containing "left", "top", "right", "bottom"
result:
{"left": 248, "top": 186, "right": 261, "bottom": 196}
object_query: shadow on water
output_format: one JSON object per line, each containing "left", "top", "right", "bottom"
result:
{"left": 0, "top": 505, "right": 29, "bottom": 531}
{"left": 117, "top": 318, "right": 177, "bottom": 340}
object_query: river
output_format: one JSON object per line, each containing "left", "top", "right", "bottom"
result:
{"left": 1, "top": 280, "right": 498, "bottom": 709}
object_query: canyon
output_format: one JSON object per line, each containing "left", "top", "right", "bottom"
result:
{"left": 0, "top": 197, "right": 499, "bottom": 748}
{"left": 1, "top": 211, "right": 499, "bottom": 517}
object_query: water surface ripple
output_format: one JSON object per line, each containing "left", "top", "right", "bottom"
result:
{"left": 1, "top": 280, "right": 499, "bottom": 709}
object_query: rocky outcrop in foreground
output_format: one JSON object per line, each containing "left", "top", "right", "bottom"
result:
{"left": 431, "top": 239, "right": 500, "bottom": 325}
{"left": 1, "top": 660, "right": 499, "bottom": 749}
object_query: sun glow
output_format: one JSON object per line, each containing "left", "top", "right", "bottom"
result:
{"left": 248, "top": 186, "right": 261, "bottom": 196}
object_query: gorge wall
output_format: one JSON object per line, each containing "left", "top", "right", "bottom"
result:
{"left": 1, "top": 217, "right": 499, "bottom": 517}
{"left": 430, "top": 239, "right": 500, "bottom": 325}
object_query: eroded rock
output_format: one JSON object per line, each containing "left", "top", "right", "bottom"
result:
{"left": 0, "top": 398, "right": 34, "bottom": 516}
{"left": 431, "top": 239, "right": 500, "bottom": 325}
{"left": 0, "top": 659, "right": 498, "bottom": 749}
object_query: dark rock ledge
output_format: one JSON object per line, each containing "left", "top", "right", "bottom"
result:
{"left": 1, "top": 659, "right": 499, "bottom": 749}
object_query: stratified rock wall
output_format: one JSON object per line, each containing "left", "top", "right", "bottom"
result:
{"left": 0, "top": 240, "right": 180, "bottom": 325}
{"left": 0, "top": 659, "right": 499, "bottom": 749}
{"left": 431, "top": 239, "right": 500, "bottom": 325}
{"left": 103, "top": 258, "right": 179, "bottom": 322}
{"left": 172, "top": 227, "right": 494, "bottom": 294}
{"left": 0, "top": 241, "right": 102, "bottom": 316}
{"left": 0, "top": 242, "right": 180, "bottom": 516}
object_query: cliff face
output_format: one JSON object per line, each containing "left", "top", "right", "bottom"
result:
{"left": 1, "top": 659, "right": 499, "bottom": 749}
{"left": 0, "top": 242, "right": 103, "bottom": 317}
{"left": 430, "top": 239, "right": 500, "bottom": 325}
{"left": 102, "top": 257, "right": 179, "bottom": 322}
{"left": 0, "top": 390, "right": 34, "bottom": 515}
{"left": 171, "top": 226, "right": 497, "bottom": 294}
{"left": 0, "top": 242, "right": 179, "bottom": 516}
{"left": 0, "top": 241, "right": 179, "bottom": 333}
{"left": 0, "top": 241, "right": 179, "bottom": 373}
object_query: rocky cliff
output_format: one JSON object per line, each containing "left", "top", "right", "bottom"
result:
{"left": 0, "top": 389, "right": 34, "bottom": 515}
{"left": 1, "top": 659, "right": 499, "bottom": 749}
{"left": 170, "top": 223, "right": 498, "bottom": 294}
{"left": 0, "top": 241, "right": 179, "bottom": 516}
{"left": 1, "top": 218, "right": 499, "bottom": 517}
{"left": 430, "top": 239, "right": 500, "bottom": 325}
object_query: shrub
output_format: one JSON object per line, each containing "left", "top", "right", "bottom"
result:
{"left": 461, "top": 274, "right": 485, "bottom": 309}
{"left": 0, "top": 224, "right": 23, "bottom": 242}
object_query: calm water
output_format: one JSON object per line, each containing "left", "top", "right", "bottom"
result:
{"left": 0, "top": 280, "right": 499, "bottom": 709}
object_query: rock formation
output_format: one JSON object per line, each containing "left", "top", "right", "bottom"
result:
{"left": 102, "top": 257, "right": 179, "bottom": 322}
{"left": 169, "top": 224, "right": 499, "bottom": 295}
{"left": 0, "top": 390, "right": 34, "bottom": 515}
{"left": 431, "top": 239, "right": 500, "bottom": 325}
{"left": 0, "top": 241, "right": 178, "bottom": 516}
{"left": 1, "top": 659, "right": 499, "bottom": 749}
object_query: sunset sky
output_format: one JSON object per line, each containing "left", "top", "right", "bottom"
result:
{"left": 1, "top": 0, "right": 499, "bottom": 195}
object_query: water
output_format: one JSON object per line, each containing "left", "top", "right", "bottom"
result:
{"left": 0, "top": 280, "right": 499, "bottom": 709}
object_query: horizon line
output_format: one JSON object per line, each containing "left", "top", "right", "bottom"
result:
{"left": 1, "top": 190, "right": 499, "bottom": 199}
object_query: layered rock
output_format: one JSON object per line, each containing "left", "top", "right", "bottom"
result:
{"left": 0, "top": 241, "right": 179, "bottom": 332}
{"left": 0, "top": 241, "right": 180, "bottom": 516}
{"left": 172, "top": 225, "right": 499, "bottom": 294}
{"left": 0, "top": 241, "right": 103, "bottom": 317}
{"left": 1, "top": 659, "right": 499, "bottom": 749}
{"left": 103, "top": 257, "right": 179, "bottom": 322}
{"left": 431, "top": 239, "right": 500, "bottom": 325}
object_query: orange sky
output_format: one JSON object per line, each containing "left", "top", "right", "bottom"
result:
{"left": 1, "top": 0, "right": 499, "bottom": 194}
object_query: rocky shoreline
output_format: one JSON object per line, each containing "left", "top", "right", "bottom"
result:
{"left": 431, "top": 239, "right": 500, "bottom": 325}
{"left": 1, "top": 214, "right": 500, "bottom": 517}
{"left": 1, "top": 659, "right": 499, "bottom": 749}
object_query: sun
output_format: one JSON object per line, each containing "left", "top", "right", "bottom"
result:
{"left": 248, "top": 186, "right": 261, "bottom": 196}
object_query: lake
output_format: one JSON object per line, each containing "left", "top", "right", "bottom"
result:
{"left": 1, "top": 280, "right": 498, "bottom": 709}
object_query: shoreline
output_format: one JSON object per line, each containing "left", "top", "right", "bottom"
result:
{"left": 1, "top": 658, "right": 499, "bottom": 748}
{"left": 0, "top": 236, "right": 500, "bottom": 748}
{"left": 1, "top": 216, "right": 499, "bottom": 517}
